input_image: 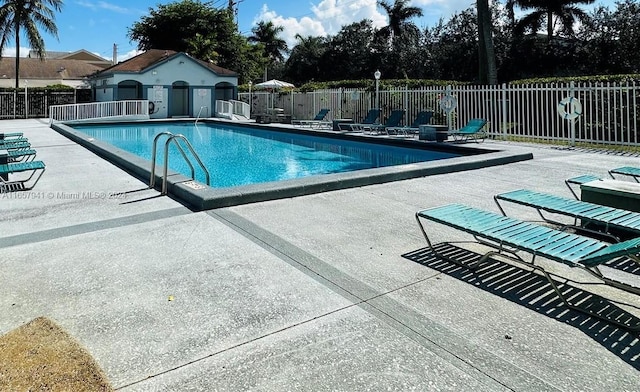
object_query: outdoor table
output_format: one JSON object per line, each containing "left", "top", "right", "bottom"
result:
{"left": 419, "top": 125, "right": 449, "bottom": 142}
{"left": 333, "top": 119, "right": 353, "bottom": 131}
{"left": 581, "top": 179, "right": 640, "bottom": 213}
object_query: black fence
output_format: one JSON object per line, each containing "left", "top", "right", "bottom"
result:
{"left": 0, "top": 90, "right": 92, "bottom": 119}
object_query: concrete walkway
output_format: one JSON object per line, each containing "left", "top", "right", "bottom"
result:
{"left": 1, "top": 119, "right": 639, "bottom": 391}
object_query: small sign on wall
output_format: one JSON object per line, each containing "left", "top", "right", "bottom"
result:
{"left": 153, "top": 85, "right": 163, "bottom": 101}
{"left": 198, "top": 89, "right": 208, "bottom": 97}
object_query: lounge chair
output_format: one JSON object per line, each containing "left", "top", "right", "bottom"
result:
{"left": 0, "top": 148, "right": 37, "bottom": 163}
{"left": 362, "top": 109, "right": 405, "bottom": 135}
{"left": 339, "top": 108, "right": 381, "bottom": 132}
{"left": 0, "top": 140, "right": 31, "bottom": 151}
{"left": 0, "top": 160, "right": 46, "bottom": 192}
{"left": 0, "top": 132, "right": 23, "bottom": 140}
{"left": 448, "top": 118, "right": 487, "bottom": 142}
{"left": 387, "top": 111, "right": 433, "bottom": 137}
{"left": 494, "top": 189, "right": 640, "bottom": 241}
{"left": 565, "top": 174, "right": 601, "bottom": 199}
{"left": 609, "top": 166, "right": 640, "bottom": 182}
{"left": 293, "top": 109, "right": 331, "bottom": 128}
{"left": 415, "top": 203, "right": 640, "bottom": 330}
{"left": 0, "top": 136, "right": 28, "bottom": 145}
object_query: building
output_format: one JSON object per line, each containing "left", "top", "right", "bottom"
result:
{"left": 0, "top": 57, "right": 105, "bottom": 88}
{"left": 87, "top": 49, "right": 239, "bottom": 119}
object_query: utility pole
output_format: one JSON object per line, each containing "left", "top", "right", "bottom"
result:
{"left": 227, "top": 0, "right": 244, "bottom": 24}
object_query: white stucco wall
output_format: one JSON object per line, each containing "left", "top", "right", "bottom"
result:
{"left": 92, "top": 53, "right": 237, "bottom": 118}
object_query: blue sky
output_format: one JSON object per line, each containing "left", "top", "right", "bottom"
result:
{"left": 3, "top": 0, "right": 618, "bottom": 62}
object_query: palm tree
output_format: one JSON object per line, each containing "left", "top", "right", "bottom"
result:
{"left": 506, "top": 0, "right": 594, "bottom": 41}
{"left": 477, "top": 0, "right": 497, "bottom": 84}
{"left": 377, "top": 0, "right": 423, "bottom": 43}
{"left": 248, "top": 21, "right": 288, "bottom": 81}
{"left": 0, "top": 0, "right": 63, "bottom": 89}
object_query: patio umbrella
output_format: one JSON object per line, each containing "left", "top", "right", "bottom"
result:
{"left": 253, "top": 79, "right": 295, "bottom": 112}
{"left": 253, "top": 79, "right": 295, "bottom": 89}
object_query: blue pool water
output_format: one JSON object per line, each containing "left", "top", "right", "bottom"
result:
{"left": 72, "top": 122, "right": 460, "bottom": 188}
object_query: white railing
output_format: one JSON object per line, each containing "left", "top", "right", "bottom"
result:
{"left": 215, "top": 100, "right": 233, "bottom": 119}
{"left": 215, "top": 99, "right": 250, "bottom": 120}
{"left": 238, "top": 81, "right": 640, "bottom": 147}
{"left": 49, "top": 100, "right": 150, "bottom": 123}
{"left": 230, "top": 99, "right": 250, "bottom": 120}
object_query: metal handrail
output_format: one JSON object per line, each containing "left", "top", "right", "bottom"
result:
{"left": 149, "top": 132, "right": 210, "bottom": 195}
{"left": 195, "top": 106, "right": 208, "bottom": 124}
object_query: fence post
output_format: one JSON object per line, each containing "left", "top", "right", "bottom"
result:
{"left": 569, "top": 81, "right": 576, "bottom": 147}
{"left": 501, "top": 83, "right": 508, "bottom": 140}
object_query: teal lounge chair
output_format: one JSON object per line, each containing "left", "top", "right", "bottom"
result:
{"left": 387, "top": 111, "right": 433, "bottom": 137}
{"left": 0, "top": 136, "right": 28, "bottom": 145}
{"left": 0, "top": 160, "right": 46, "bottom": 192}
{"left": 0, "top": 132, "right": 23, "bottom": 140}
{"left": 293, "top": 108, "right": 330, "bottom": 128}
{"left": 416, "top": 203, "right": 640, "bottom": 330}
{"left": 609, "top": 166, "right": 640, "bottom": 182}
{"left": 494, "top": 189, "right": 640, "bottom": 241}
{"left": 362, "top": 109, "right": 405, "bottom": 135}
{"left": 0, "top": 149, "right": 37, "bottom": 163}
{"left": 0, "top": 140, "right": 31, "bottom": 151}
{"left": 339, "top": 108, "right": 381, "bottom": 132}
{"left": 565, "top": 174, "right": 601, "bottom": 199}
{"left": 448, "top": 118, "right": 487, "bottom": 142}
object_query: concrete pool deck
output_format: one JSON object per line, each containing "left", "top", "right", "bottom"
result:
{"left": 1, "top": 119, "right": 639, "bottom": 391}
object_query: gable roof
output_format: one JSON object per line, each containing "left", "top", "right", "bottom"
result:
{"left": 28, "top": 49, "right": 112, "bottom": 68}
{"left": 97, "top": 49, "right": 237, "bottom": 76}
{"left": 0, "top": 58, "right": 103, "bottom": 80}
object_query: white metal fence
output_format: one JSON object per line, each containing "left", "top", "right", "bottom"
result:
{"left": 49, "top": 100, "right": 150, "bottom": 123}
{"left": 239, "top": 81, "right": 640, "bottom": 147}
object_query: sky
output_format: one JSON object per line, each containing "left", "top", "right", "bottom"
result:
{"left": 2, "top": 0, "right": 618, "bottom": 63}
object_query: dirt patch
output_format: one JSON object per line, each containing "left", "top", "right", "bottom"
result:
{"left": 0, "top": 317, "right": 114, "bottom": 391}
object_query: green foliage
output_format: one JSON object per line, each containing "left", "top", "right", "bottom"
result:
{"left": 510, "top": 74, "right": 640, "bottom": 85}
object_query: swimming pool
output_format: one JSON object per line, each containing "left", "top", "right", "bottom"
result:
{"left": 52, "top": 120, "right": 533, "bottom": 210}
{"left": 71, "top": 122, "right": 460, "bottom": 188}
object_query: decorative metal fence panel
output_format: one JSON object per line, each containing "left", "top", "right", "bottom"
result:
{"left": 0, "top": 90, "right": 91, "bottom": 119}
{"left": 238, "top": 81, "right": 640, "bottom": 146}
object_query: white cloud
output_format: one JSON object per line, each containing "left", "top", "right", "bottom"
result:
{"left": 75, "top": 0, "right": 132, "bottom": 14}
{"left": 253, "top": 0, "right": 387, "bottom": 49}
{"left": 117, "top": 49, "right": 142, "bottom": 63}
{"left": 2, "top": 47, "right": 31, "bottom": 57}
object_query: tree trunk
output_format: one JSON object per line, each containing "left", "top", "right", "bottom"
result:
{"left": 477, "top": 0, "right": 498, "bottom": 84}
{"left": 14, "top": 22, "right": 20, "bottom": 90}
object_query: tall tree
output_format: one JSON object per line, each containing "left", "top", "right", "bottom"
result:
{"left": 377, "top": 0, "right": 423, "bottom": 43}
{"left": 506, "top": 0, "right": 594, "bottom": 41}
{"left": 0, "top": 0, "right": 63, "bottom": 89}
{"left": 284, "top": 34, "right": 327, "bottom": 84}
{"left": 248, "top": 21, "right": 288, "bottom": 81}
{"left": 477, "top": 0, "right": 497, "bottom": 84}
{"left": 377, "top": 0, "right": 423, "bottom": 79}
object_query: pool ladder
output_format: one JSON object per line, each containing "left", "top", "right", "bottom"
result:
{"left": 149, "top": 131, "right": 210, "bottom": 195}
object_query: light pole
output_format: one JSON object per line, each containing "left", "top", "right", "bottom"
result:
{"left": 374, "top": 69, "right": 381, "bottom": 109}
{"left": 248, "top": 80, "right": 252, "bottom": 113}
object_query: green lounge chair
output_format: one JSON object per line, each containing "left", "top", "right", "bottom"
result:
{"left": 0, "top": 132, "right": 23, "bottom": 140}
{"left": 339, "top": 108, "right": 381, "bottom": 132}
{"left": 416, "top": 203, "right": 640, "bottom": 330}
{"left": 0, "top": 140, "right": 31, "bottom": 151}
{"left": 0, "top": 136, "right": 28, "bottom": 145}
{"left": 565, "top": 174, "right": 601, "bottom": 199}
{"left": 0, "top": 160, "right": 46, "bottom": 192}
{"left": 494, "top": 189, "right": 640, "bottom": 241}
{"left": 448, "top": 118, "right": 487, "bottom": 143}
{"left": 609, "top": 166, "right": 640, "bottom": 182}
{"left": 0, "top": 149, "right": 37, "bottom": 163}
{"left": 362, "top": 109, "right": 405, "bottom": 135}
{"left": 387, "top": 111, "right": 433, "bottom": 137}
{"left": 293, "top": 108, "right": 330, "bottom": 128}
